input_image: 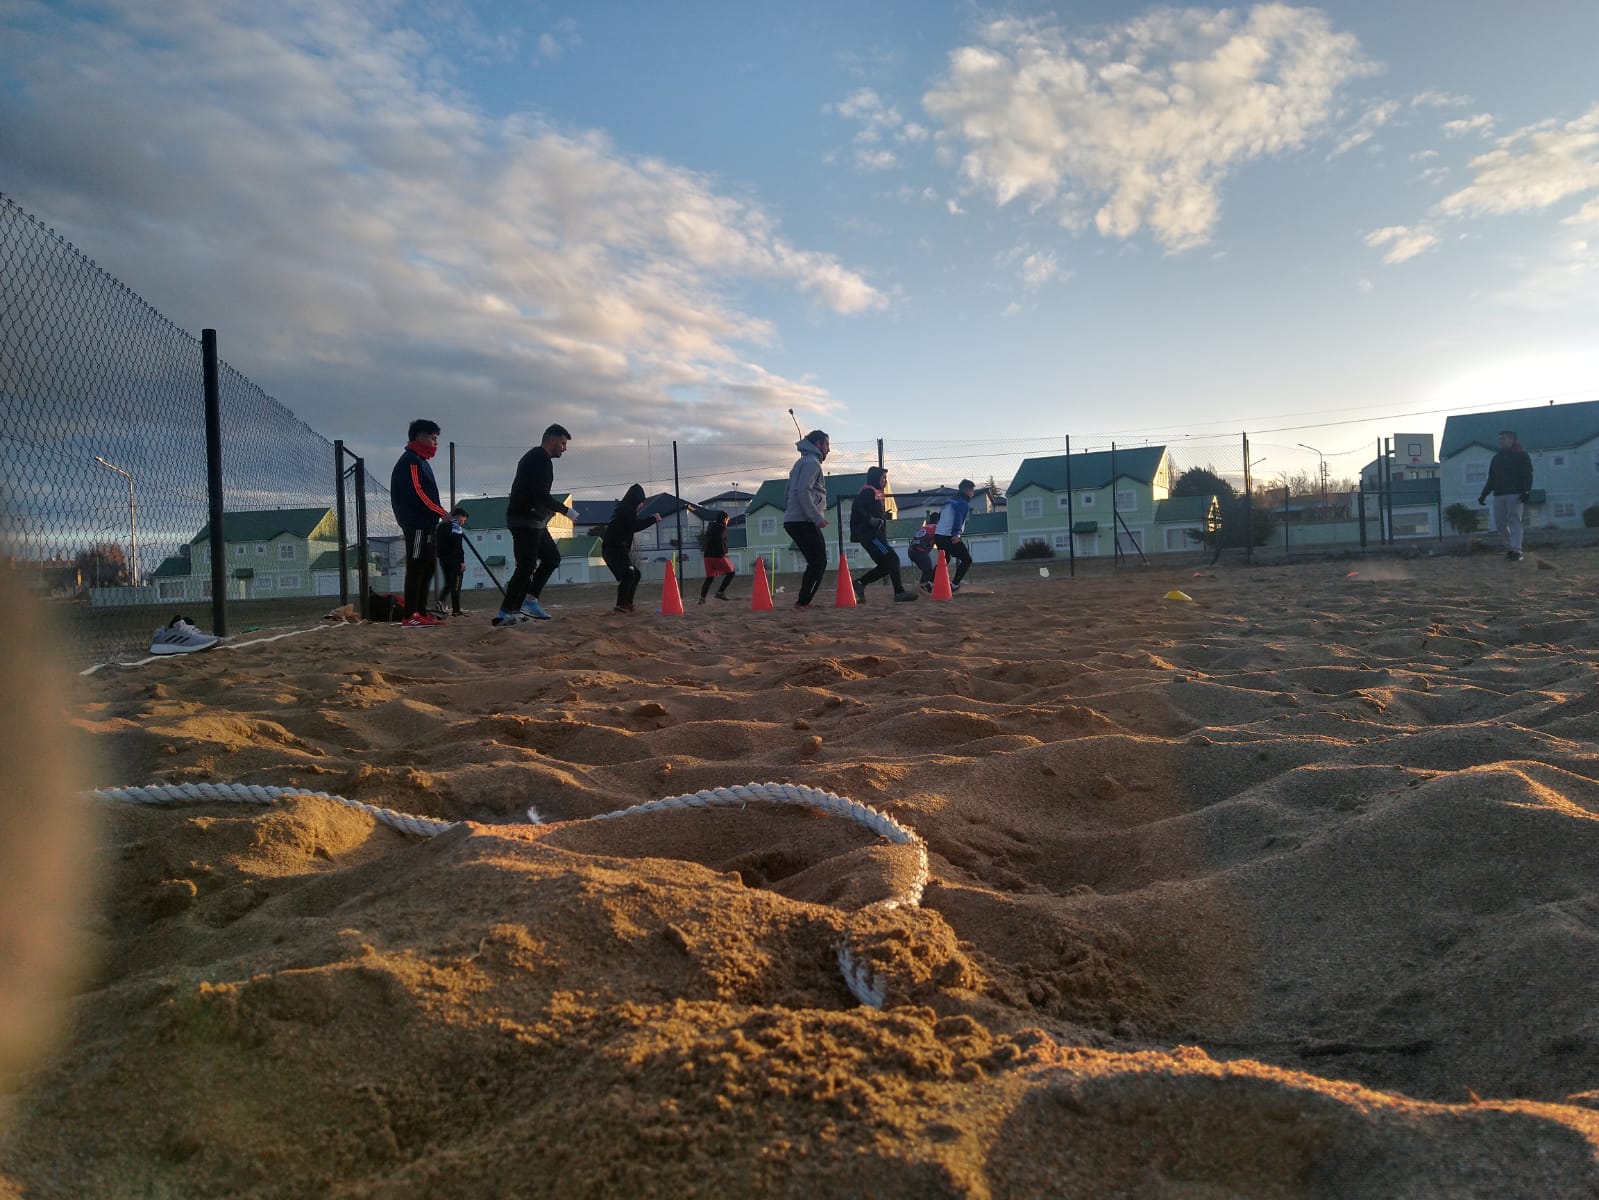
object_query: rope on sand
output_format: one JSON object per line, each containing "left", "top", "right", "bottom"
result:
{"left": 79, "top": 622, "right": 341, "bottom": 677}
{"left": 87, "top": 780, "right": 927, "bottom": 1009}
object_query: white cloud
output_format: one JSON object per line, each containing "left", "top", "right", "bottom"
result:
{"left": 1330, "top": 99, "right": 1399, "bottom": 158}
{"left": 1413, "top": 166, "right": 1451, "bottom": 187}
{"left": 0, "top": 1, "right": 883, "bottom": 477}
{"left": 1363, "top": 224, "right": 1440, "bottom": 264}
{"left": 537, "top": 17, "right": 579, "bottom": 61}
{"left": 1496, "top": 237, "right": 1599, "bottom": 311}
{"left": 1019, "top": 250, "right": 1060, "bottom": 289}
{"left": 1001, "top": 301, "right": 1023, "bottom": 317}
{"left": 922, "top": 5, "right": 1375, "bottom": 252}
{"left": 1563, "top": 197, "right": 1599, "bottom": 226}
{"left": 1355, "top": 276, "right": 1373, "bottom": 291}
{"left": 1410, "top": 89, "right": 1470, "bottom": 109}
{"left": 1438, "top": 105, "right": 1599, "bottom": 218}
{"left": 946, "top": 198, "right": 965, "bottom": 216}
{"left": 1442, "top": 113, "right": 1494, "bottom": 138}
{"left": 831, "top": 86, "right": 931, "bottom": 172}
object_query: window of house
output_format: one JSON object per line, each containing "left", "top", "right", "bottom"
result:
{"left": 1165, "top": 527, "right": 1198, "bottom": 551}
{"left": 255, "top": 575, "right": 273, "bottom": 592}
{"left": 157, "top": 580, "right": 185, "bottom": 600}
{"left": 1056, "top": 495, "right": 1071, "bottom": 509}
{"left": 1052, "top": 533, "right": 1070, "bottom": 549}
{"left": 278, "top": 543, "right": 295, "bottom": 560}
{"left": 278, "top": 573, "right": 302, "bottom": 590}
{"left": 235, "top": 545, "right": 246, "bottom": 557}
{"left": 495, "top": 532, "right": 503, "bottom": 541}
{"left": 1079, "top": 492, "right": 1095, "bottom": 507}
{"left": 1115, "top": 489, "right": 1136, "bottom": 510}
{"left": 1022, "top": 497, "right": 1043, "bottom": 519}
{"left": 1551, "top": 454, "right": 1567, "bottom": 468}
{"left": 759, "top": 517, "right": 777, "bottom": 536}
{"left": 1465, "top": 463, "right": 1488, "bottom": 484}
{"left": 255, "top": 543, "right": 266, "bottom": 555}
{"left": 1553, "top": 500, "right": 1577, "bottom": 519}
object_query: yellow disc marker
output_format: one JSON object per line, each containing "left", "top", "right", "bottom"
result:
{"left": 1163, "top": 589, "right": 1194, "bottom": 602}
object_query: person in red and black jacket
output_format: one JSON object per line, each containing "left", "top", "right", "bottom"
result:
{"left": 389, "top": 419, "right": 449, "bottom": 627}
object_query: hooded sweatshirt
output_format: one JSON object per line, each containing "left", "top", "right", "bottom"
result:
{"left": 935, "top": 494, "right": 972, "bottom": 539}
{"left": 850, "top": 484, "right": 890, "bottom": 543}
{"left": 603, "top": 484, "right": 657, "bottom": 556}
{"left": 1480, "top": 441, "right": 1534, "bottom": 501}
{"left": 783, "top": 439, "right": 828, "bottom": 525}
{"left": 390, "top": 441, "right": 448, "bottom": 531}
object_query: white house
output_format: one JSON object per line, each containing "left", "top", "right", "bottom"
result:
{"left": 1440, "top": 401, "right": 1599, "bottom": 532}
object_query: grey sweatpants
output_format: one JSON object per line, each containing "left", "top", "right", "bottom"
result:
{"left": 1491, "top": 494, "right": 1524, "bottom": 554}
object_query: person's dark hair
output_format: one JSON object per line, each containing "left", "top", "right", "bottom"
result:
{"left": 543, "top": 423, "right": 572, "bottom": 442}
{"left": 450, "top": 506, "right": 468, "bottom": 518}
{"left": 804, "top": 429, "right": 829, "bottom": 447}
{"left": 926, "top": 510, "right": 940, "bottom": 523}
{"left": 408, "top": 419, "right": 440, "bottom": 441}
{"left": 866, "top": 465, "right": 887, "bottom": 488}
{"left": 1499, "top": 429, "right": 1517, "bottom": 440}
{"left": 958, "top": 478, "right": 977, "bottom": 492}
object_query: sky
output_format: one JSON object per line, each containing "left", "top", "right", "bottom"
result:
{"left": 3, "top": 0, "right": 1598, "bottom": 499}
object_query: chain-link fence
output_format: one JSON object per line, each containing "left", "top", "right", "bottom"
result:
{"left": 1, "top": 193, "right": 397, "bottom": 665}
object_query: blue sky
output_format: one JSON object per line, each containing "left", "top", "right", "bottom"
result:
{"left": 3, "top": 0, "right": 1597, "bottom": 496}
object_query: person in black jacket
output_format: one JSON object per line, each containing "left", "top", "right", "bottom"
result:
{"left": 850, "top": 466, "right": 916, "bottom": 603}
{"left": 1477, "top": 429, "right": 1534, "bottom": 561}
{"left": 496, "top": 423, "right": 571, "bottom": 626}
{"left": 434, "top": 506, "right": 468, "bottom": 615}
{"left": 389, "top": 418, "right": 450, "bottom": 627}
{"left": 699, "top": 510, "right": 736, "bottom": 603}
{"left": 603, "top": 485, "right": 661, "bottom": 613}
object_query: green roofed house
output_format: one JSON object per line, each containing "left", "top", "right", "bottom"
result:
{"left": 1440, "top": 400, "right": 1599, "bottom": 532}
{"left": 184, "top": 507, "right": 341, "bottom": 601}
{"left": 449, "top": 494, "right": 585, "bottom": 592}
{"left": 1007, "top": 446, "right": 1185, "bottom": 558}
{"left": 744, "top": 471, "right": 893, "bottom": 574}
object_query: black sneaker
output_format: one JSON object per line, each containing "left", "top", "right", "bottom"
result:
{"left": 893, "top": 590, "right": 918, "bottom": 603}
{"left": 1509, "top": 551, "right": 1524, "bottom": 562}
{"left": 852, "top": 580, "right": 866, "bottom": 603}
{"left": 919, "top": 581, "right": 933, "bottom": 593}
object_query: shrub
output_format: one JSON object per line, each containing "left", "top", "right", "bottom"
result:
{"left": 1014, "top": 538, "right": 1054, "bottom": 560}
{"left": 1583, "top": 505, "right": 1599, "bottom": 529}
{"left": 1445, "top": 503, "right": 1482, "bottom": 534}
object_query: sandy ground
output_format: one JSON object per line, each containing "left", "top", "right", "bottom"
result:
{"left": 6, "top": 548, "right": 1599, "bottom": 1197}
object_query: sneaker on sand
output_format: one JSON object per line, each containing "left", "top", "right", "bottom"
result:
{"left": 715, "top": 592, "right": 733, "bottom": 601}
{"left": 893, "top": 590, "right": 918, "bottom": 603}
{"left": 521, "top": 598, "right": 553, "bottom": 620}
{"left": 1509, "top": 551, "right": 1524, "bottom": 562}
{"left": 853, "top": 580, "right": 867, "bottom": 603}
{"left": 919, "top": 581, "right": 933, "bottom": 593}
{"left": 401, "top": 613, "right": 438, "bottom": 628}
{"left": 150, "top": 616, "right": 219, "bottom": 655}
{"left": 491, "top": 611, "right": 531, "bottom": 627}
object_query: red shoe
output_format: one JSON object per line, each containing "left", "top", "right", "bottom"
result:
{"left": 401, "top": 614, "right": 437, "bottom": 628}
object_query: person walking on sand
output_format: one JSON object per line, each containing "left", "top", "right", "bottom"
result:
{"left": 390, "top": 419, "right": 450, "bottom": 628}
{"left": 699, "top": 510, "right": 737, "bottom": 604}
{"left": 850, "top": 466, "right": 916, "bottom": 603}
{"left": 603, "top": 485, "right": 661, "bottom": 613}
{"left": 1478, "top": 429, "right": 1534, "bottom": 562}
{"left": 933, "top": 479, "right": 978, "bottom": 592}
{"left": 908, "top": 509, "right": 939, "bottom": 593}
{"left": 783, "top": 429, "right": 831, "bottom": 609}
{"left": 435, "top": 506, "right": 468, "bottom": 616}
{"left": 496, "top": 424, "right": 571, "bottom": 627}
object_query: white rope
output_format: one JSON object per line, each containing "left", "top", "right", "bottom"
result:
{"left": 79, "top": 622, "right": 339, "bottom": 676}
{"left": 87, "top": 778, "right": 928, "bottom": 1008}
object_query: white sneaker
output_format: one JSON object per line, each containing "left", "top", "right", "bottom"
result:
{"left": 151, "top": 616, "right": 220, "bottom": 655}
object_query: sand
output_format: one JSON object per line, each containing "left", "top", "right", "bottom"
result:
{"left": 6, "top": 548, "right": 1599, "bottom": 1197}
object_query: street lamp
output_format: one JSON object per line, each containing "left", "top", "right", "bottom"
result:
{"left": 93, "top": 455, "right": 138, "bottom": 586}
{"left": 1297, "top": 443, "right": 1329, "bottom": 511}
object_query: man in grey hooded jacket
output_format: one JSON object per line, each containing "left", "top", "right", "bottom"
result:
{"left": 783, "top": 430, "right": 831, "bottom": 608}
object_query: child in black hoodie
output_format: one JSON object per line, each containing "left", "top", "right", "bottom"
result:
{"left": 604, "top": 484, "right": 660, "bottom": 612}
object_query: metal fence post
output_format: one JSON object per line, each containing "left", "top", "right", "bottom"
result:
{"left": 202, "top": 329, "right": 227, "bottom": 636}
{"left": 1242, "top": 432, "right": 1253, "bottom": 564}
{"left": 334, "top": 440, "right": 349, "bottom": 608}
{"left": 353, "top": 456, "right": 369, "bottom": 618}
{"left": 1110, "top": 441, "right": 1119, "bottom": 566}
{"left": 672, "top": 440, "right": 684, "bottom": 576}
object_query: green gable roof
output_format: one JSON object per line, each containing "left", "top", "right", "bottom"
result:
{"left": 1008, "top": 446, "right": 1167, "bottom": 495}
{"left": 190, "top": 507, "right": 332, "bottom": 545}
{"left": 1153, "top": 495, "right": 1218, "bottom": 524}
{"left": 307, "top": 547, "right": 371, "bottom": 572}
{"left": 747, "top": 472, "right": 881, "bottom": 515}
{"left": 149, "top": 554, "right": 191, "bottom": 578}
{"left": 1440, "top": 400, "right": 1599, "bottom": 459}
{"left": 556, "top": 536, "right": 602, "bottom": 559}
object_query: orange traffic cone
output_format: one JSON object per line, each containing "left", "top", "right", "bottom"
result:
{"left": 833, "top": 554, "right": 857, "bottom": 608}
{"left": 751, "top": 556, "right": 774, "bottom": 611}
{"left": 660, "top": 558, "right": 685, "bottom": 615}
{"left": 931, "top": 549, "right": 954, "bottom": 600}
